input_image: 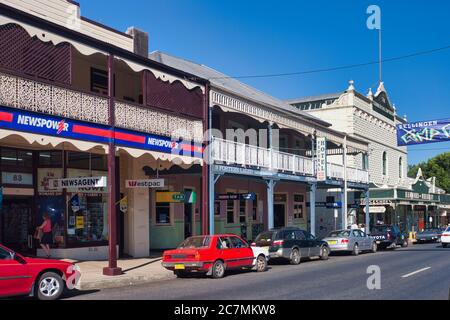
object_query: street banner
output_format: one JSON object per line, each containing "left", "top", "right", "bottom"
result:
{"left": 316, "top": 137, "right": 327, "bottom": 181}
{"left": 125, "top": 179, "right": 165, "bottom": 189}
{"left": 50, "top": 176, "right": 107, "bottom": 189}
{"left": 396, "top": 118, "right": 450, "bottom": 146}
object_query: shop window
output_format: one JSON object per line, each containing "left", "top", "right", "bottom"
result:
{"left": 239, "top": 199, "right": 247, "bottom": 223}
{"left": 67, "top": 194, "right": 108, "bottom": 245}
{"left": 214, "top": 201, "right": 220, "bottom": 216}
{"left": 226, "top": 195, "right": 235, "bottom": 224}
{"left": 39, "top": 151, "right": 62, "bottom": 167}
{"left": 326, "top": 196, "right": 335, "bottom": 204}
{"left": 0, "top": 148, "right": 33, "bottom": 168}
{"left": 156, "top": 201, "right": 171, "bottom": 224}
{"left": 294, "top": 194, "right": 304, "bottom": 219}
{"left": 67, "top": 152, "right": 107, "bottom": 171}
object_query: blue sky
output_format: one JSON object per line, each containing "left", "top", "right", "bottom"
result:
{"left": 77, "top": 0, "right": 450, "bottom": 165}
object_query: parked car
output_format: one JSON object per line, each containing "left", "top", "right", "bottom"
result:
{"left": 0, "top": 244, "right": 80, "bottom": 300}
{"left": 252, "top": 227, "right": 330, "bottom": 264}
{"left": 162, "top": 234, "right": 268, "bottom": 279}
{"left": 322, "top": 229, "right": 377, "bottom": 255}
{"left": 415, "top": 228, "right": 444, "bottom": 243}
{"left": 370, "top": 224, "right": 408, "bottom": 250}
{"left": 441, "top": 226, "right": 450, "bottom": 248}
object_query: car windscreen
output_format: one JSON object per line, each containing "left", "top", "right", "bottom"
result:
{"left": 178, "top": 236, "right": 211, "bottom": 249}
{"left": 327, "top": 230, "right": 350, "bottom": 238}
{"left": 446, "top": 227, "right": 450, "bottom": 232}
{"left": 371, "top": 226, "right": 390, "bottom": 233}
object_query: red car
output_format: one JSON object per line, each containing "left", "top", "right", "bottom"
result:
{"left": 0, "top": 244, "right": 81, "bottom": 300}
{"left": 162, "top": 234, "right": 269, "bottom": 279}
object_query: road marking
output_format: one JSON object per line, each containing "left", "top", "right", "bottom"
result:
{"left": 401, "top": 267, "right": 431, "bottom": 278}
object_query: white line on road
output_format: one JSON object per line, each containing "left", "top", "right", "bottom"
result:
{"left": 401, "top": 267, "right": 431, "bottom": 278}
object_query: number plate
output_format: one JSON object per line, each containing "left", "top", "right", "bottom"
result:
{"left": 327, "top": 240, "right": 338, "bottom": 245}
{"left": 174, "top": 264, "right": 185, "bottom": 270}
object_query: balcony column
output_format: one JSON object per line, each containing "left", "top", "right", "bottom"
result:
{"left": 266, "top": 179, "right": 276, "bottom": 230}
{"left": 365, "top": 189, "right": 370, "bottom": 234}
{"left": 341, "top": 136, "right": 348, "bottom": 229}
{"left": 268, "top": 122, "right": 273, "bottom": 170}
{"left": 310, "top": 183, "right": 317, "bottom": 236}
{"left": 208, "top": 102, "right": 215, "bottom": 235}
{"left": 103, "top": 54, "right": 122, "bottom": 276}
{"left": 202, "top": 83, "right": 210, "bottom": 235}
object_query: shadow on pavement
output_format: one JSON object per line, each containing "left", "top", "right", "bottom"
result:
{"left": 63, "top": 289, "right": 101, "bottom": 299}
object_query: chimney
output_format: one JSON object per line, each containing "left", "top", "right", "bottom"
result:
{"left": 126, "top": 27, "right": 149, "bottom": 58}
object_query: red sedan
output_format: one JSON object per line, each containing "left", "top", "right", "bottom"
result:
{"left": 162, "top": 234, "right": 268, "bottom": 279}
{"left": 0, "top": 244, "right": 81, "bottom": 300}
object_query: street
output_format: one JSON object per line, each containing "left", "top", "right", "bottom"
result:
{"left": 66, "top": 243, "right": 450, "bottom": 300}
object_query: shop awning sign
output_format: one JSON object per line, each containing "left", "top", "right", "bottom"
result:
{"left": 50, "top": 176, "right": 107, "bottom": 190}
{"left": 397, "top": 118, "right": 450, "bottom": 146}
{"left": 364, "top": 206, "right": 386, "bottom": 213}
{"left": 215, "top": 193, "right": 257, "bottom": 201}
{"left": 316, "top": 137, "right": 327, "bottom": 181}
{"left": 125, "top": 179, "right": 165, "bottom": 189}
{"left": 156, "top": 191, "right": 196, "bottom": 204}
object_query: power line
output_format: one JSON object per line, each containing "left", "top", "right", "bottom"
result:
{"left": 206, "top": 44, "right": 450, "bottom": 80}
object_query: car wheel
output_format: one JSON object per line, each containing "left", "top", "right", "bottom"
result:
{"left": 256, "top": 255, "right": 267, "bottom": 272}
{"left": 290, "top": 248, "right": 301, "bottom": 265}
{"left": 174, "top": 270, "right": 189, "bottom": 278}
{"left": 352, "top": 244, "right": 359, "bottom": 256}
{"left": 371, "top": 242, "right": 377, "bottom": 253}
{"left": 211, "top": 260, "right": 225, "bottom": 279}
{"left": 319, "top": 246, "right": 329, "bottom": 260}
{"left": 36, "top": 272, "right": 64, "bottom": 301}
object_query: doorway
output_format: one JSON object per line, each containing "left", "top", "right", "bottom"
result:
{"left": 184, "top": 189, "right": 193, "bottom": 239}
{"left": 274, "top": 204, "right": 286, "bottom": 228}
{"left": 0, "top": 196, "right": 34, "bottom": 254}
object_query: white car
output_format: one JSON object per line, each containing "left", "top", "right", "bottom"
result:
{"left": 441, "top": 226, "right": 450, "bottom": 248}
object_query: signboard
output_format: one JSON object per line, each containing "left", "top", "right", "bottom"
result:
{"left": 0, "top": 106, "right": 202, "bottom": 158}
{"left": 216, "top": 193, "right": 257, "bottom": 201}
{"left": 50, "top": 176, "right": 107, "bottom": 190}
{"left": 156, "top": 191, "right": 196, "bottom": 204}
{"left": 316, "top": 137, "right": 327, "bottom": 181}
{"left": 397, "top": 118, "right": 450, "bottom": 146}
{"left": 2, "top": 172, "right": 33, "bottom": 185}
{"left": 75, "top": 216, "right": 84, "bottom": 229}
{"left": 38, "top": 168, "right": 63, "bottom": 194}
{"left": 364, "top": 206, "right": 386, "bottom": 213}
{"left": 125, "top": 179, "right": 165, "bottom": 189}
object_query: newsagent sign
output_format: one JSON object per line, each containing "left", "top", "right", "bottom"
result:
{"left": 397, "top": 118, "right": 450, "bottom": 146}
{"left": 50, "top": 177, "right": 107, "bottom": 190}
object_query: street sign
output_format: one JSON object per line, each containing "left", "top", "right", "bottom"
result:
{"left": 316, "top": 137, "right": 327, "bottom": 181}
{"left": 125, "top": 179, "right": 165, "bottom": 189}
{"left": 216, "top": 193, "right": 257, "bottom": 201}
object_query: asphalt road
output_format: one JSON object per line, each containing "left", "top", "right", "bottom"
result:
{"left": 67, "top": 242, "right": 450, "bottom": 300}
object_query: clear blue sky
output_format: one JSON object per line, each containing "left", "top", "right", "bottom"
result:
{"left": 78, "top": 0, "right": 450, "bottom": 165}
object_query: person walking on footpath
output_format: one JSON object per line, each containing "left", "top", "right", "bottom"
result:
{"left": 37, "top": 213, "right": 53, "bottom": 258}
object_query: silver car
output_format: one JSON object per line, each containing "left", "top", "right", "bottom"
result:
{"left": 322, "top": 229, "right": 377, "bottom": 255}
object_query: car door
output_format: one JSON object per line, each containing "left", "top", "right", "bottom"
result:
{"left": 229, "top": 236, "right": 254, "bottom": 268}
{"left": 216, "top": 236, "right": 237, "bottom": 269}
{"left": 305, "top": 231, "right": 321, "bottom": 257}
{"left": 0, "top": 247, "right": 31, "bottom": 298}
{"left": 294, "top": 230, "right": 309, "bottom": 257}
{"left": 359, "top": 230, "right": 371, "bottom": 250}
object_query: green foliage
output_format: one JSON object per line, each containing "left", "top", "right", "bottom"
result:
{"left": 408, "top": 152, "right": 450, "bottom": 193}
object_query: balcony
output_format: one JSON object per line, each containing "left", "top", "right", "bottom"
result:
{"left": 211, "top": 137, "right": 369, "bottom": 184}
{"left": 0, "top": 70, "right": 204, "bottom": 143}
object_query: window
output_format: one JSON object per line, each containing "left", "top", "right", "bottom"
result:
{"left": 382, "top": 152, "right": 388, "bottom": 175}
{"left": 295, "top": 230, "right": 306, "bottom": 240}
{"left": 90, "top": 68, "right": 108, "bottom": 95}
{"left": 399, "top": 157, "right": 403, "bottom": 179}
{"left": 39, "top": 151, "right": 62, "bottom": 167}
{"left": 179, "top": 236, "right": 211, "bottom": 249}
{"left": 67, "top": 152, "right": 107, "bottom": 171}
{"left": 239, "top": 198, "right": 247, "bottom": 223}
{"left": 156, "top": 201, "right": 170, "bottom": 224}
{"left": 230, "top": 236, "right": 247, "bottom": 248}
{"left": 226, "top": 194, "right": 235, "bottom": 224}
{"left": 283, "top": 230, "right": 296, "bottom": 240}
{"left": 214, "top": 201, "right": 220, "bottom": 216}
{"left": 362, "top": 154, "right": 369, "bottom": 171}
{"left": 294, "top": 194, "right": 304, "bottom": 219}
{"left": 217, "top": 237, "right": 232, "bottom": 249}
{"left": 326, "top": 196, "right": 335, "bottom": 204}
{"left": 0, "top": 148, "right": 33, "bottom": 168}
{"left": 305, "top": 232, "right": 316, "bottom": 240}
{"left": 0, "top": 247, "right": 12, "bottom": 260}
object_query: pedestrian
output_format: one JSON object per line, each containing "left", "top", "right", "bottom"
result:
{"left": 37, "top": 213, "right": 53, "bottom": 258}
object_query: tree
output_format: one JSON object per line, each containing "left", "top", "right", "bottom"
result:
{"left": 408, "top": 152, "right": 450, "bottom": 193}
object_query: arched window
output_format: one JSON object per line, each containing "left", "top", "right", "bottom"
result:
{"left": 382, "top": 152, "right": 388, "bottom": 176}
{"left": 399, "top": 157, "right": 403, "bottom": 179}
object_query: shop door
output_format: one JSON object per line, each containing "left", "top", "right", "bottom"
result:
{"left": 0, "top": 197, "right": 34, "bottom": 254}
{"left": 274, "top": 204, "right": 286, "bottom": 228}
